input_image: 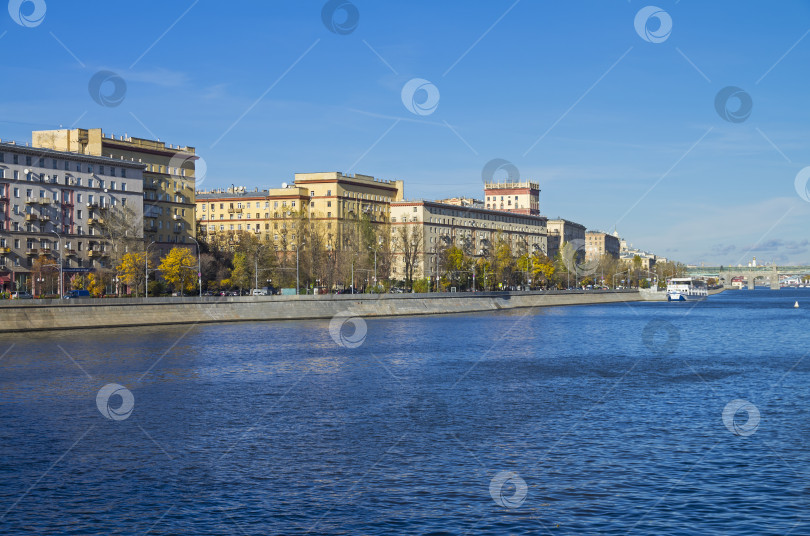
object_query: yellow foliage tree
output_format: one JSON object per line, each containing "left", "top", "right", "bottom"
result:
{"left": 158, "top": 247, "right": 197, "bottom": 295}
{"left": 117, "top": 252, "right": 146, "bottom": 296}
{"left": 87, "top": 273, "right": 105, "bottom": 297}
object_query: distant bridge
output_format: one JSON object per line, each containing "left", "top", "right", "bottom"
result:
{"left": 685, "top": 266, "right": 810, "bottom": 290}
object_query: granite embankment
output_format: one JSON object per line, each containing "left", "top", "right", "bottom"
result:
{"left": 0, "top": 290, "right": 646, "bottom": 333}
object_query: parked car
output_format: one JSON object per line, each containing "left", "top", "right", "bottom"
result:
{"left": 63, "top": 289, "right": 91, "bottom": 299}
{"left": 11, "top": 291, "right": 33, "bottom": 299}
{"left": 252, "top": 287, "right": 270, "bottom": 296}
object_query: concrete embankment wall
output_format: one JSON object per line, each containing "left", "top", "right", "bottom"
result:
{"left": 0, "top": 290, "right": 643, "bottom": 333}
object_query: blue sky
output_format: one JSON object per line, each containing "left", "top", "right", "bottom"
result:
{"left": 2, "top": 0, "right": 810, "bottom": 265}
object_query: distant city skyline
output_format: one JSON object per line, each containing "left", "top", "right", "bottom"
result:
{"left": 1, "top": 1, "right": 809, "bottom": 264}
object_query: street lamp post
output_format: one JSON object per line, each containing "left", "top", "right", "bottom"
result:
{"left": 293, "top": 244, "right": 300, "bottom": 295}
{"left": 50, "top": 230, "right": 63, "bottom": 298}
{"left": 369, "top": 238, "right": 383, "bottom": 293}
{"left": 145, "top": 241, "right": 155, "bottom": 298}
{"left": 254, "top": 245, "right": 261, "bottom": 291}
{"left": 189, "top": 236, "right": 202, "bottom": 298}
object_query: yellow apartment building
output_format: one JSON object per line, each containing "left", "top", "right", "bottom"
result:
{"left": 196, "top": 172, "right": 404, "bottom": 251}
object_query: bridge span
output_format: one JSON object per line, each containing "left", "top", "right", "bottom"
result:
{"left": 685, "top": 266, "right": 810, "bottom": 290}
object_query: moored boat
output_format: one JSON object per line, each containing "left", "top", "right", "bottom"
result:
{"left": 667, "top": 277, "right": 708, "bottom": 301}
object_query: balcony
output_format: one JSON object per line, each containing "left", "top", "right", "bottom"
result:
{"left": 24, "top": 213, "right": 39, "bottom": 222}
{"left": 38, "top": 198, "right": 53, "bottom": 205}
{"left": 87, "top": 249, "right": 105, "bottom": 258}
{"left": 66, "top": 249, "right": 77, "bottom": 256}
{"left": 227, "top": 208, "right": 242, "bottom": 214}
{"left": 88, "top": 217, "right": 104, "bottom": 226}
{"left": 25, "top": 197, "right": 37, "bottom": 204}
{"left": 0, "top": 247, "right": 10, "bottom": 254}
{"left": 25, "top": 248, "right": 38, "bottom": 256}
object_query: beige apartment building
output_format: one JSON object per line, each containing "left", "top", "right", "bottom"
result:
{"left": 196, "top": 172, "right": 404, "bottom": 251}
{"left": 546, "top": 218, "right": 586, "bottom": 260}
{"left": 32, "top": 128, "right": 198, "bottom": 257}
{"left": 0, "top": 140, "right": 144, "bottom": 293}
{"left": 389, "top": 200, "right": 548, "bottom": 281}
{"left": 621, "top": 253, "right": 656, "bottom": 271}
{"left": 585, "top": 231, "right": 621, "bottom": 263}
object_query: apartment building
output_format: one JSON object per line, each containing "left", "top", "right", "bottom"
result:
{"left": 546, "top": 218, "right": 586, "bottom": 260}
{"left": 196, "top": 172, "right": 404, "bottom": 251}
{"left": 32, "top": 128, "right": 197, "bottom": 257}
{"left": 389, "top": 200, "right": 548, "bottom": 280}
{"left": 0, "top": 141, "right": 144, "bottom": 292}
{"left": 294, "top": 172, "right": 403, "bottom": 248}
{"left": 621, "top": 253, "right": 656, "bottom": 271}
{"left": 585, "top": 230, "right": 621, "bottom": 263}
{"left": 197, "top": 185, "right": 309, "bottom": 249}
{"left": 484, "top": 180, "right": 540, "bottom": 215}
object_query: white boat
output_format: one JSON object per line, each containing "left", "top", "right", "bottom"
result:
{"left": 667, "top": 277, "right": 708, "bottom": 301}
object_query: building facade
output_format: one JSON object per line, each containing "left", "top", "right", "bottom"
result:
{"left": 32, "top": 128, "right": 197, "bottom": 257}
{"left": 546, "top": 218, "right": 586, "bottom": 260}
{"left": 484, "top": 180, "right": 540, "bottom": 215}
{"left": 389, "top": 200, "right": 548, "bottom": 281}
{"left": 197, "top": 185, "right": 309, "bottom": 249}
{"left": 294, "top": 172, "right": 403, "bottom": 248}
{"left": 621, "top": 253, "right": 656, "bottom": 271}
{"left": 0, "top": 141, "right": 144, "bottom": 292}
{"left": 196, "top": 172, "right": 404, "bottom": 252}
{"left": 585, "top": 231, "right": 621, "bottom": 262}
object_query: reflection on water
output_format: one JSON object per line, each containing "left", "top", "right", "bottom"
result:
{"left": 1, "top": 290, "right": 810, "bottom": 534}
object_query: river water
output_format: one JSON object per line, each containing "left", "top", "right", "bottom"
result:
{"left": 1, "top": 289, "right": 809, "bottom": 534}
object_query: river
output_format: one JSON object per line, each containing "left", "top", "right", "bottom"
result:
{"left": 1, "top": 288, "right": 808, "bottom": 534}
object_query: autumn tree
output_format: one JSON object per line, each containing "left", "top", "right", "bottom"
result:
{"left": 31, "top": 254, "right": 59, "bottom": 296}
{"left": 395, "top": 223, "right": 423, "bottom": 291}
{"left": 87, "top": 273, "right": 106, "bottom": 297}
{"left": 229, "top": 252, "right": 251, "bottom": 292}
{"left": 116, "top": 252, "right": 147, "bottom": 296}
{"left": 97, "top": 205, "right": 143, "bottom": 269}
{"left": 158, "top": 247, "right": 197, "bottom": 296}
{"left": 530, "top": 252, "right": 555, "bottom": 289}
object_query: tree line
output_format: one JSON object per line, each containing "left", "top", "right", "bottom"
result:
{"left": 27, "top": 206, "right": 686, "bottom": 297}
